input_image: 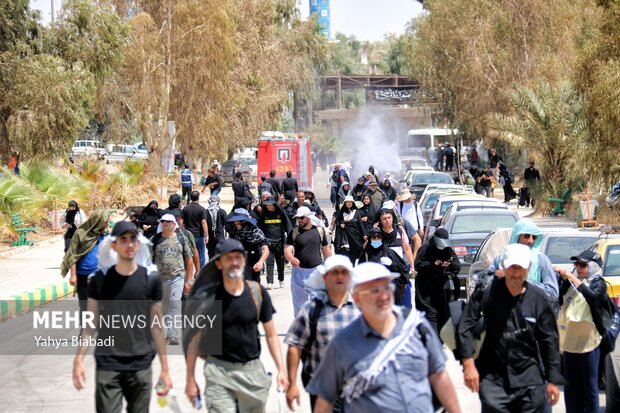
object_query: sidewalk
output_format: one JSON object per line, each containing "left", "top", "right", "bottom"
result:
{"left": 0, "top": 185, "right": 238, "bottom": 321}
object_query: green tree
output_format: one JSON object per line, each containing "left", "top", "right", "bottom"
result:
{"left": 575, "top": 0, "right": 620, "bottom": 188}
{"left": 410, "top": 0, "right": 599, "bottom": 132}
{"left": 485, "top": 81, "right": 588, "bottom": 196}
{"left": 0, "top": 0, "right": 40, "bottom": 53}
{"left": 2, "top": 54, "right": 95, "bottom": 159}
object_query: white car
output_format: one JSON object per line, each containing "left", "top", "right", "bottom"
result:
{"left": 106, "top": 144, "right": 148, "bottom": 164}
{"left": 71, "top": 140, "right": 106, "bottom": 159}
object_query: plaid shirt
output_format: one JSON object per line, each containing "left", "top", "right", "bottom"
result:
{"left": 285, "top": 291, "right": 359, "bottom": 377}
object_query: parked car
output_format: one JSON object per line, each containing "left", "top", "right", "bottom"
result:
{"left": 408, "top": 172, "right": 454, "bottom": 199}
{"left": 401, "top": 155, "right": 431, "bottom": 171}
{"left": 465, "top": 228, "right": 602, "bottom": 298}
{"left": 106, "top": 144, "right": 148, "bottom": 164}
{"left": 437, "top": 208, "right": 520, "bottom": 284}
{"left": 245, "top": 158, "right": 258, "bottom": 176}
{"left": 401, "top": 167, "right": 435, "bottom": 185}
{"left": 588, "top": 237, "right": 620, "bottom": 305}
{"left": 133, "top": 142, "right": 148, "bottom": 155}
{"left": 71, "top": 140, "right": 106, "bottom": 160}
{"left": 221, "top": 159, "right": 251, "bottom": 183}
{"left": 419, "top": 189, "right": 472, "bottom": 227}
{"left": 424, "top": 195, "right": 503, "bottom": 242}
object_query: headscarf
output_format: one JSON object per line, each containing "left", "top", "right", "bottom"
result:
{"left": 97, "top": 232, "right": 157, "bottom": 274}
{"left": 60, "top": 210, "right": 109, "bottom": 277}
{"left": 505, "top": 219, "right": 544, "bottom": 283}
{"left": 142, "top": 200, "right": 160, "bottom": 218}
{"left": 226, "top": 210, "right": 266, "bottom": 244}
{"left": 64, "top": 200, "right": 80, "bottom": 225}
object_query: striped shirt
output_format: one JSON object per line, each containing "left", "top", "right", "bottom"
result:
{"left": 285, "top": 290, "right": 359, "bottom": 377}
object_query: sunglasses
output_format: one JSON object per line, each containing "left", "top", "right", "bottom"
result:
{"left": 357, "top": 283, "right": 395, "bottom": 297}
{"left": 370, "top": 235, "right": 383, "bottom": 240}
{"left": 574, "top": 262, "right": 588, "bottom": 268}
{"left": 522, "top": 234, "right": 538, "bottom": 240}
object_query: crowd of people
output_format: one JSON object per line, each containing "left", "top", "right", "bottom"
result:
{"left": 58, "top": 159, "right": 616, "bottom": 413}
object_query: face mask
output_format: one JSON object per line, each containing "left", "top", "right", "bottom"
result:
{"left": 371, "top": 240, "right": 382, "bottom": 248}
{"left": 436, "top": 244, "right": 446, "bottom": 250}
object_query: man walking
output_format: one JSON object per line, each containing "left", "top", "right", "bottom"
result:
{"left": 180, "top": 164, "right": 194, "bottom": 205}
{"left": 397, "top": 189, "right": 424, "bottom": 238}
{"left": 285, "top": 255, "right": 359, "bottom": 411}
{"left": 363, "top": 178, "right": 386, "bottom": 212}
{"left": 282, "top": 170, "right": 299, "bottom": 203}
{"left": 72, "top": 221, "right": 172, "bottom": 412}
{"left": 459, "top": 243, "right": 562, "bottom": 412}
{"left": 257, "top": 197, "right": 292, "bottom": 289}
{"left": 184, "top": 239, "right": 288, "bottom": 412}
{"left": 285, "top": 206, "right": 332, "bottom": 315}
{"left": 487, "top": 219, "right": 559, "bottom": 306}
{"left": 201, "top": 168, "right": 223, "bottom": 196}
{"left": 206, "top": 195, "right": 228, "bottom": 259}
{"left": 308, "top": 262, "right": 461, "bottom": 413}
{"left": 523, "top": 161, "right": 541, "bottom": 207}
{"left": 182, "top": 190, "right": 209, "bottom": 268}
{"left": 231, "top": 172, "right": 253, "bottom": 210}
{"left": 266, "top": 169, "right": 282, "bottom": 201}
{"left": 151, "top": 214, "right": 193, "bottom": 345}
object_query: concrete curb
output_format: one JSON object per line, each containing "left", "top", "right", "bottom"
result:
{"left": 0, "top": 236, "right": 61, "bottom": 259}
{"left": 0, "top": 281, "right": 75, "bottom": 321}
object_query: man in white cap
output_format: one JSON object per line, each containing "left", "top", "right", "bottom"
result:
{"left": 459, "top": 243, "right": 561, "bottom": 412}
{"left": 150, "top": 213, "right": 193, "bottom": 345}
{"left": 309, "top": 262, "right": 461, "bottom": 413}
{"left": 285, "top": 255, "right": 359, "bottom": 411}
{"left": 285, "top": 206, "right": 332, "bottom": 316}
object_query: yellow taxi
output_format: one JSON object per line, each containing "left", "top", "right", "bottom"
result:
{"left": 588, "top": 236, "right": 620, "bottom": 306}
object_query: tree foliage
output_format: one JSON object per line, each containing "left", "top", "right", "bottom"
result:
{"left": 485, "top": 82, "right": 588, "bottom": 196}
{"left": 0, "top": 0, "right": 127, "bottom": 160}
{"left": 575, "top": 0, "right": 620, "bottom": 187}
{"left": 410, "top": 0, "right": 599, "bottom": 132}
{"left": 102, "top": 0, "right": 327, "bottom": 168}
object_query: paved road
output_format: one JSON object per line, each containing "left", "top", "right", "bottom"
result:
{"left": 0, "top": 167, "right": 605, "bottom": 412}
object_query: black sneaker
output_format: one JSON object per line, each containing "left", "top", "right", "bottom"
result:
{"left": 166, "top": 336, "right": 179, "bottom": 345}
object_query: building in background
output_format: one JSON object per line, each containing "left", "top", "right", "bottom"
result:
{"left": 309, "top": 0, "right": 331, "bottom": 38}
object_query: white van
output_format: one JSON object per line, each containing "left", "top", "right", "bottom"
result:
{"left": 405, "top": 128, "right": 459, "bottom": 153}
{"left": 106, "top": 144, "right": 148, "bottom": 164}
{"left": 71, "top": 140, "right": 106, "bottom": 159}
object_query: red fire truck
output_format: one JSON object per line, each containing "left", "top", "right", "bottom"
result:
{"left": 256, "top": 132, "right": 312, "bottom": 188}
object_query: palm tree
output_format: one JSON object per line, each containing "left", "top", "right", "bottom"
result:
{"left": 485, "top": 81, "right": 589, "bottom": 197}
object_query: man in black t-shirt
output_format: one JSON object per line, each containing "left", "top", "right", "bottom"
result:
{"left": 183, "top": 191, "right": 209, "bottom": 268}
{"left": 257, "top": 197, "right": 292, "bottom": 290}
{"left": 184, "top": 239, "right": 288, "bottom": 412}
{"left": 72, "top": 221, "right": 172, "bottom": 413}
{"left": 266, "top": 169, "right": 282, "bottom": 200}
{"left": 284, "top": 206, "right": 332, "bottom": 316}
{"left": 281, "top": 170, "right": 299, "bottom": 203}
{"left": 476, "top": 166, "right": 494, "bottom": 198}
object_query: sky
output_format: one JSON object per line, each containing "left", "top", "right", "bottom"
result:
{"left": 31, "top": 1, "right": 424, "bottom": 41}
{"left": 300, "top": 0, "right": 424, "bottom": 42}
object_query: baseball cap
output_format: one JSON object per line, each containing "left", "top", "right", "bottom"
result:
{"left": 351, "top": 262, "right": 398, "bottom": 288}
{"left": 214, "top": 238, "right": 245, "bottom": 257}
{"left": 502, "top": 243, "right": 532, "bottom": 269}
{"left": 111, "top": 221, "right": 139, "bottom": 237}
{"left": 159, "top": 213, "right": 176, "bottom": 222}
{"left": 304, "top": 255, "right": 353, "bottom": 291}
{"left": 570, "top": 250, "right": 602, "bottom": 267}
{"left": 294, "top": 206, "right": 314, "bottom": 218}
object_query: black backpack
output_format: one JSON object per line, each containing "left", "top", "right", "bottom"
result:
{"left": 331, "top": 168, "right": 340, "bottom": 184}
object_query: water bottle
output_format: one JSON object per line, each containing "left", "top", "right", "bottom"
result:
{"left": 155, "top": 379, "right": 168, "bottom": 407}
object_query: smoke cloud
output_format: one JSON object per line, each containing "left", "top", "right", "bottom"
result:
{"left": 337, "top": 110, "right": 404, "bottom": 180}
